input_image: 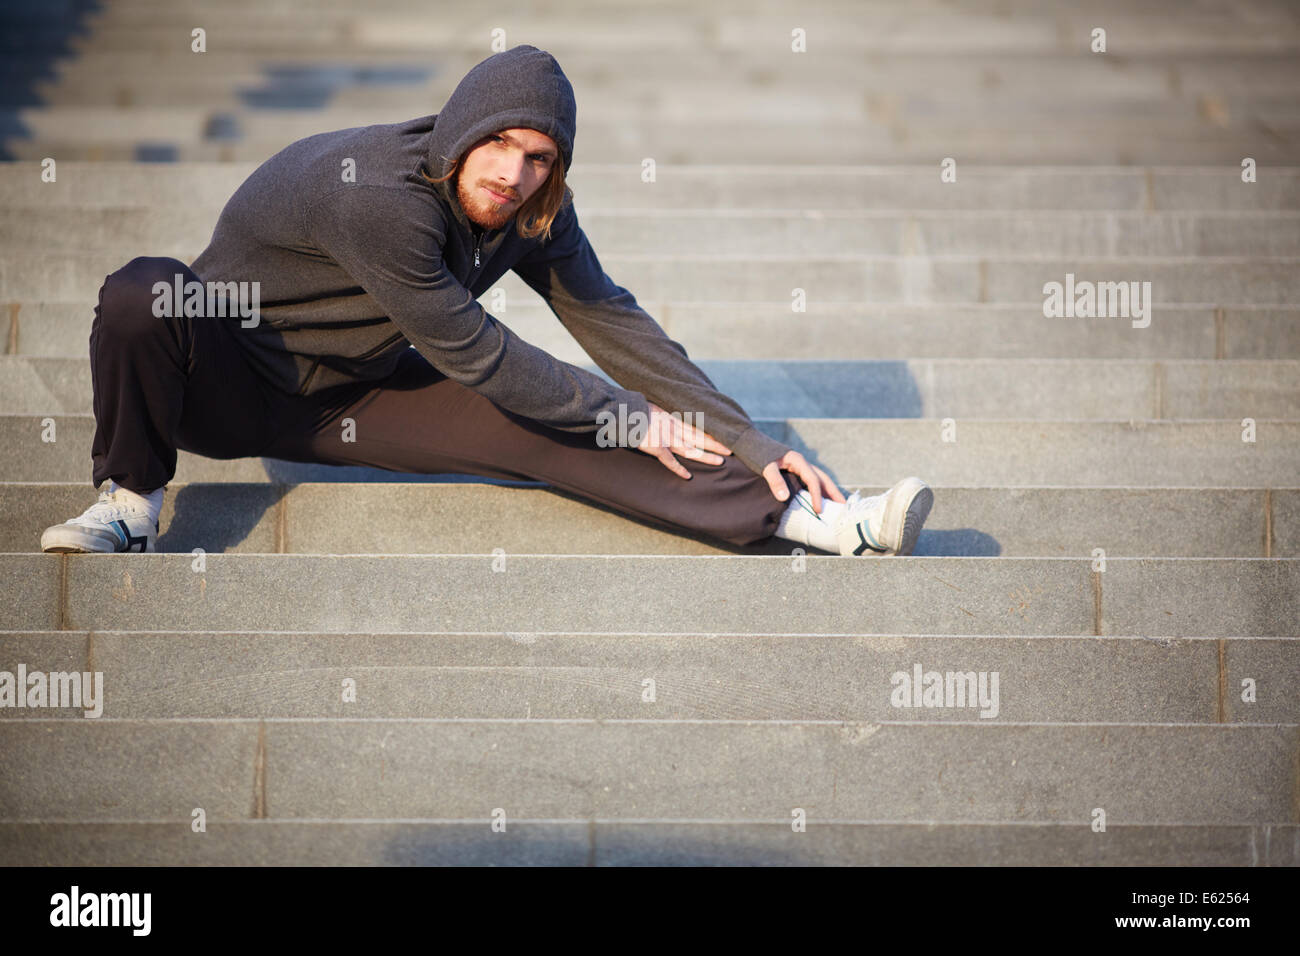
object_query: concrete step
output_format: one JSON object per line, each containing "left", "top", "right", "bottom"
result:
{"left": 5, "top": 356, "right": 1296, "bottom": 420}
{"left": 10, "top": 302, "right": 1297, "bottom": 361}
{"left": 642, "top": 304, "right": 1300, "bottom": 361}
{"left": 33, "top": 57, "right": 1300, "bottom": 112}
{"left": 6, "top": 251, "right": 1300, "bottom": 304}
{"left": 3, "top": 416, "right": 1295, "bottom": 486}
{"left": 2, "top": 553, "right": 1295, "bottom": 635}
{"left": 11, "top": 87, "right": 1293, "bottom": 129}
{"left": 32, "top": 51, "right": 1300, "bottom": 111}
{"left": 9, "top": 126, "right": 1297, "bottom": 166}
{"left": 9, "top": 207, "right": 1300, "bottom": 257}
{"left": 54, "top": 88, "right": 1279, "bottom": 129}
{"left": 4, "top": 163, "right": 1297, "bottom": 212}
{"left": 17, "top": 102, "right": 1279, "bottom": 143}
{"left": 1, "top": 629, "right": 1291, "bottom": 722}
{"left": 587, "top": 211, "right": 1300, "bottom": 258}
{"left": 0, "top": 719, "right": 1294, "bottom": 822}
{"left": 466, "top": 256, "right": 1300, "bottom": 307}
{"left": 56, "top": 5, "right": 1300, "bottom": 55}
{"left": 4, "top": 482, "right": 1293, "bottom": 558}
{"left": 2, "top": 820, "right": 1297, "bottom": 866}
{"left": 37, "top": 48, "right": 1300, "bottom": 101}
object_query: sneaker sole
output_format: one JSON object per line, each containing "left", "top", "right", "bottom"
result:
{"left": 40, "top": 524, "right": 154, "bottom": 554}
{"left": 881, "top": 477, "right": 933, "bottom": 556}
{"left": 41, "top": 525, "right": 114, "bottom": 553}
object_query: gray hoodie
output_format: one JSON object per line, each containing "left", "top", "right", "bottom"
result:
{"left": 191, "top": 44, "right": 792, "bottom": 476}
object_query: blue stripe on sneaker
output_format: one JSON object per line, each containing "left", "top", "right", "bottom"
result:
{"left": 856, "top": 524, "right": 888, "bottom": 555}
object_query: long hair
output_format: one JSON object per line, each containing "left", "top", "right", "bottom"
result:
{"left": 420, "top": 149, "right": 572, "bottom": 242}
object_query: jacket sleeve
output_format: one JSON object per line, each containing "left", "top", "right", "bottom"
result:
{"left": 302, "top": 184, "right": 650, "bottom": 435}
{"left": 511, "top": 201, "right": 792, "bottom": 476}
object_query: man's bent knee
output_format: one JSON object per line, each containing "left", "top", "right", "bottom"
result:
{"left": 97, "top": 256, "right": 192, "bottom": 340}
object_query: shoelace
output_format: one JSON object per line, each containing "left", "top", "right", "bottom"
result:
{"left": 74, "top": 491, "right": 144, "bottom": 525}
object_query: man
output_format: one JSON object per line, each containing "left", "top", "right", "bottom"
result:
{"left": 42, "top": 44, "right": 932, "bottom": 557}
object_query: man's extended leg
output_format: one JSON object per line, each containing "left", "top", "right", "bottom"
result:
{"left": 262, "top": 348, "right": 799, "bottom": 548}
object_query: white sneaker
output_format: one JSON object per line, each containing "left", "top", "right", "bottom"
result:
{"left": 41, "top": 488, "right": 159, "bottom": 553}
{"left": 835, "top": 477, "right": 933, "bottom": 556}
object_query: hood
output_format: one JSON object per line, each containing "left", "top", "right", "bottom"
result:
{"left": 425, "top": 44, "right": 576, "bottom": 217}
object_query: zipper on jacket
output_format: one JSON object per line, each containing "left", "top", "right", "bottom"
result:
{"left": 472, "top": 225, "right": 483, "bottom": 268}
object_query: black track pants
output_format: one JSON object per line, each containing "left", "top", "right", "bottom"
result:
{"left": 88, "top": 256, "right": 801, "bottom": 548}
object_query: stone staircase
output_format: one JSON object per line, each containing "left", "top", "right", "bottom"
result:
{"left": 1, "top": 0, "right": 1297, "bottom": 865}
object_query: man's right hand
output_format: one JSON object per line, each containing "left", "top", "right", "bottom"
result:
{"left": 634, "top": 401, "right": 733, "bottom": 479}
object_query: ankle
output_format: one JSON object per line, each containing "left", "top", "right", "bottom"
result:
{"left": 773, "top": 489, "right": 845, "bottom": 552}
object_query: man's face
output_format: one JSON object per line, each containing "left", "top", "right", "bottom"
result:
{"left": 455, "top": 127, "right": 558, "bottom": 230}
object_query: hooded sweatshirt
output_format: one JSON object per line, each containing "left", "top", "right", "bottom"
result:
{"left": 190, "top": 44, "right": 792, "bottom": 476}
